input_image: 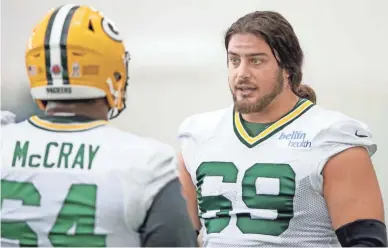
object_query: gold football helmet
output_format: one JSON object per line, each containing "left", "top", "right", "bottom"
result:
{"left": 25, "top": 4, "right": 130, "bottom": 119}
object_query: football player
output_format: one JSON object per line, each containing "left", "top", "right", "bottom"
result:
{"left": 1, "top": 4, "right": 196, "bottom": 247}
{"left": 178, "top": 11, "right": 386, "bottom": 247}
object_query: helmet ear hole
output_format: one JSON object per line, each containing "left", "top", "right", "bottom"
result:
{"left": 88, "top": 19, "right": 94, "bottom": 32}
{"left": 113, "top": 72, "right": 122, "bottom": 82}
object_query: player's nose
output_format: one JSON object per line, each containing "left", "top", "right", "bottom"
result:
{"left": 236, "top": 60, "right": 252, "bottom": 80}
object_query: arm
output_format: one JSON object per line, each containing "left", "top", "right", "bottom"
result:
{"left": 139, "top": 178, "right": 198, "bottom": 247}
{"left": 323, "top": 146, "right": 387, "bottom": 246}
{"left": 178, "top": 153, "right": 202, "bottom": 231}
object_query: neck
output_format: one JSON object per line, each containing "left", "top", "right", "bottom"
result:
{"left": 45, "top": 101, "right": 108, "bottom": 121}
{"left": 241, "top": 92, "right": 299, "bottom": 123}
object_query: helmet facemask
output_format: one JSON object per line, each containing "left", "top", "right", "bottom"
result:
{"left": 108, "top": 51, "right": 130, "bottom": 120}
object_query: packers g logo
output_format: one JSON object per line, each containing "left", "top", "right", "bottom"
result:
{"left": 101, "top": 17, "right": 122, "bottom": 42}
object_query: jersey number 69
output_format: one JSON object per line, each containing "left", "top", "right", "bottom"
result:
{"left": 196, "top": 162, "right": 296, "bottom": 236}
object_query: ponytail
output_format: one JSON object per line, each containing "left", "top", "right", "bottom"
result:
{"left": 293, "top": 84, "right": 317, "bottom": 103}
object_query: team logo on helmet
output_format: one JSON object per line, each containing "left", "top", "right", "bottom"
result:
{"left": 101, "top": 17, "right": 122, "bottom": 42}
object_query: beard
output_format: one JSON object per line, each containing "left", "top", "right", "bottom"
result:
{"left": 232, "top": 70, "right": 284, "bottom": 114}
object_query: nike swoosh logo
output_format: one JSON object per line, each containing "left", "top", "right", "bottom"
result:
{"left": 355, "top": 130, "right": 368, "bottom": 138}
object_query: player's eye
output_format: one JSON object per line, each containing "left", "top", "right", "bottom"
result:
{"left": 229, "top": 57, "right": 240, "bottom": 65}
{"left": 250, "top": 58, "right": 262, "bottom": 65}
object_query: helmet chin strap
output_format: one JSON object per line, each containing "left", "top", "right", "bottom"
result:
{"left": 48, "top": 112, "right": 76, "bottom": 117}
{"left": 45, "top": 102, "right": 77, "bottom": 116}
{"left": 107, "top": 100, "right": 126, "bottom": 120}
{"left": 107, "top": 108, "right": 118, "bottom": 120}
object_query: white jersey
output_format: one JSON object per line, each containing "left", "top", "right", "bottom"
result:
{"left": 178, "top": 99, "right": 377, "bottom": 247}
{"left": 1, "top": 115, "right": 178, "bottom": 247}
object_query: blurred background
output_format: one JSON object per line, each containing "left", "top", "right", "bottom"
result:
{"left": 1, "top": 0, "right": 387, "bottom": 220}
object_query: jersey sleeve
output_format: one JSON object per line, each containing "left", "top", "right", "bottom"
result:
{"left": 177, "top": 108, "right": 229, "bottom": 171}
{"left": 310, "top": 117, "right": 377, "bottom": 192}
{"left": 177, "top": 116, "right": 198, "bottom": 170}
{"left": 140, "top": 140, "right": 179, "bottom": 213}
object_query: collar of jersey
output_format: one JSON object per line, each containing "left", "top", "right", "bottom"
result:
{"left": 28, "top": 115, "right": 108, "bottom": 132}
{"left": 233, "top": 98, "right": 314, "bottom": 148}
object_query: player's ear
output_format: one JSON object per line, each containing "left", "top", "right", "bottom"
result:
{"left": 282, "top": 68, "right": 291, "bottom": 89}
{"left": 282, "top": 68, "right": 290, "bottom": 79}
